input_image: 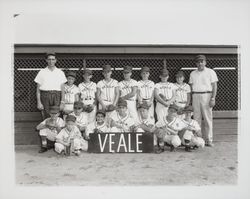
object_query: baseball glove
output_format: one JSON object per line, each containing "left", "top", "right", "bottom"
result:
{"left": 93, "top": 128, "right": 103, "bottom": 134}
{"left": 85, "top": 105, "right": 94, "bottom": 113}
{"left": 106, "top": 104, "right": 116, "bottom": 112}
{"left": 159, "top": 93, "right": 167, "bottom": 101}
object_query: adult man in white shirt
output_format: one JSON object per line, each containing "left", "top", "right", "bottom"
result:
{"left": 189, "top": 55, "right": 218, "bottom": 147}
{"left": 34, "top": 53, "right": 67, "bottom": 119}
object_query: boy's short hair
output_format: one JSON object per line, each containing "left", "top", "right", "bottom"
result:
{"left": 74, "top": 101, "right": 84, "bottom": 109}
{"left": 168, "top": 104, "right": 179, "bottom": 112}
{"left": 46, "top": 52, "right": 56, "bottom": 58}
{"left": 117, "top": 98, "right": 127, "bottom": 107}
{"left": 176, "top": 71, "right": 185, "bottom": 78}
{"left": 96, "top": 109, "right": 106, "bottom": 117}
{"left": 66, "top": 71, "right": 77, "bottom": 78}
{"left": 49, "top": 106, "right": 60, "bottom": 114}
{"left": 66, "top": 115, "right": 76, "bottom": 122}
{"left": 138, "top": 102, "right": 150, "bottom": 110}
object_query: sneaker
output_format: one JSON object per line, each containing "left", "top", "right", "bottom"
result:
{"left": 74, "top": 150, "right": 81, "bottom": 156}
{"left": 185, "top": 146, "right": 192, "bottom": 152}
{"left": 170, "top": 145, "right": 176, "bottom": 152}
{"left": 205, "top": 141, "right": 214, "bottom": 147}
{"left": 38, "top": 147, "right": 48, "bottom": 153}
{"left": 155, "top": 147, "right": 164, "bottom": 154}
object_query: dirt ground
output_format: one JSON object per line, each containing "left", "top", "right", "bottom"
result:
{"left": 15, "top": 141, "right": 237, "bottom": 186}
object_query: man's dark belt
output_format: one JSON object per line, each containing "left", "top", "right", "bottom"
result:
{"left": 142, "top": 98, "right": 150, "bottom": 100}
{"left": 192, "top": 91, "right": 212, "bottom": 94}
{"left": 40, "top": 90, "right": 61, "bottom": 94}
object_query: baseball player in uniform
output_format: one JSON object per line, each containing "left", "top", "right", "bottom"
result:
{"left": 137, "top": 66, "right": 155, "bottom": 123}
{"left": 109, "top": 98, "right": 136, "bottom": 133}
{"left": 174, "top": 71, "right": 191, "bottom": 119}
{"left": 61, "top": 71, "right": 80, "bottom": 117}
{"left": 69, "top": 101, "right": 88, "bottom": 133}
{"left": 119, "top": 66, "right": 139, "bottom": 123}
{"left": 154, "top": 104, "right": 187, "bottom": 153}
{"left": 85, "top": 110, "right": 110, "bottom": 138}
{"left": 97, "top": 65, "right": 119, "bottom": 118}
{"left": 78, "top": 69, "right": 97, "bottom": 124}
{"left": 36, "top": 106, "right": 65, "bottom": 153}
{"left": 189, "top": 55, "right": 218, "bottom": 147}
{"left": 154, "top": 68, "right": 176, "bottom": 122}
{"left": 55, "top": 115, "right": 88, "bottom": 156}
{"left": 180, "top": 106, "right": 205, "bottom": 152}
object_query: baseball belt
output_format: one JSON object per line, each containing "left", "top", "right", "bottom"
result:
{"left": 192, "top": 91, "right": 212, "bottom": 94}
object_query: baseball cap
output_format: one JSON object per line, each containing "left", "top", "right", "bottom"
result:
{"left": 123, "top": 66, "right": 132, "bottom": 73}
{"left": 66, "top": 115, "right": 76, "bottom": 122}
{"left": 183, "top": 105, "right": 193, "bottom": 113}
{"left": 138, "top": 102, "right": 150, "bottom": 110}
{"left": 176, "top": 71, "right": 185, "bottom": 78}
{"left": 83, "top": 69, "right": 93, "bottom": 76}
{"left": 46, "top": 52, "right": 56, "bottom": 58}
{"left": 168, "top": 104, "right": 179, "bottom": 112}
{"left": 96, "top": 109, "right": 106, "bottom": 117}
{"left": 160, "top": 68, "right": 169, "bottom": 77}
{"left": 117, "top": 98, "right": 127, "bottom": 107}
{"left": 66, "top": 71, "right": 77, "bottom": 78}
{"left": 74, "top": 101, "right": 84, "bottom": 109}
{"left": 102, "top": 65, "right": 112, "bottom": 72}
{"left": 141, "top": 66, "right": 150, "bottom": 73}
{"left": 49, "top": 106, "right": 60, "bottom": 114}
{"left": 194, "top": 55, "right": 206, "bottom": 62}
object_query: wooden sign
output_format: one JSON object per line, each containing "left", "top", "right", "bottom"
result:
{"left": 88, "top": 132, "right": 154, "bottom": 153}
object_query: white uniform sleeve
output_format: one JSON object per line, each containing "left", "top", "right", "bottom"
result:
{"left": 189, "top": 71, "right": 194, "bottom": 84}
{"left": 93, "top": 83, "right": 97, "bottom": 93}
{"left": 58, "top": 118, "right": 65, "bottom": 128}
{"left": 192, "top": 120, "right": 201, "bottom": 132}
{"left": 132, "top": 79, "right": 138, "bottom": 87}
{"left": 97, "top": 81, "right": 102, "bottom": 89}
{"left": 186, "top": 84, "right": 191, "bottom": 93}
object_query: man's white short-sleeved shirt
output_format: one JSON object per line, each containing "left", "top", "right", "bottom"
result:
{"left": 97, "top": 79, "right": 119, "bottom": 103}
{"left": 189, "top": 67, "right": 218, "bottom": 92}
{"left": 137, "top": 80, "right": 155, "bottom": 100}
{"left": 154, "top": 82, "right": 176, "bottom": 100}
{"left": 34, "top": 67, "right": 67, "bottom": 91}
{"left": 119, "top": 79, "right": 138, "bottom": 101}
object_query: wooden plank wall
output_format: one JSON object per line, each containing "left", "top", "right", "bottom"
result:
{"left": 14, "top": 112, "right": 238, "bottom": 145}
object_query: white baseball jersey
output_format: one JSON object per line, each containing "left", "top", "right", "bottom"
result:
{"left": 183, "top": 119, "right": 201, "bottom": 133}
{"left": 137, "top": 114, "right": 155, "bottom": 126}
{"left": 137, "top": 80, "right": 155, "bottom": 100}
{"left": 174, "top": 83, "right": 191, "bottom": 104}
{"left": 85, "top": 121, "right": 110, "bottom": 136}
{"left": 155, "top": 82, "right": 176, "bottom": 100}
{"left": 63, "top": 84, "right": 80, "bottom": 104}
{"left": 56, "top": 125, "right": 82, "bottom": 143}
{"left": 110, "top": 111, "right": 135, "bottom": 132}
{"left": 69, "top": 112, "right": 88, "bottom": 129}
{"left": 119, "top": 79, "right": 138, "bottom": 101}
{"left": 156, "top": 117, "right": 187, "bottom": 135}
{"left": 78, "top": 81, "right": 97, "bottom": 105}
{"left": 97, "top": 79, "right": 119, "bottom": 103}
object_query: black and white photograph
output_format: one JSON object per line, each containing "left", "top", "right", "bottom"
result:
{"left": 0, "top": 0, "right": 250, "bottom": 199}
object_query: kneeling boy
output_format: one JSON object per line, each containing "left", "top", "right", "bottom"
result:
{"left": 36, "top": 106, "right": 65, "bottom": 153}
{"left": 55, "top": 115, "right": 88, "bottom": 156}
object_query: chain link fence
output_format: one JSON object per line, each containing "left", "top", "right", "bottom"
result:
{"left": 14, "top": 53, "right": 238, "bottom": 112}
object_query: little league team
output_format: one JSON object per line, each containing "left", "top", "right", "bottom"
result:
{"left": 34, "top": 53, "right": 218, "bottom": 155}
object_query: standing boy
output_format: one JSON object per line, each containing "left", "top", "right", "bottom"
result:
{"left": 34, "top": 53, "right": 67, "bottom": 119}
{"left": 137, "top": 66, "right": 155, "bottom": 123}
{"left": 118, "top": 66, "right": 139, "bottom": 122}
{"left": 61, "top": 71, "right": 80, "bottom": 117}
{"left": 174, "top": 71, "right": 191, "bottom": 119}
{"left": 97, "top": 65, "right": 119, "bottom": 118}
{"left": 78, "top": 69, "right": 97, "bottom": 124}
{"left": 154, "top": 68, "right": 176, "bottom": 121}
{"left": 36, "top": 106, "right": 65, "bottom": 153}
{"left": 189, "top": 55, "right": 218, "bottom": 147}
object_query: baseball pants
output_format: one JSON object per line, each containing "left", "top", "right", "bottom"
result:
{"left": 55, "top": 138, "right": 88, "bottom": 154}
{"left": 99, "top": 100, "right": 115, "bottom": 119}
{"left": 126, "top": 100, "right": 139, "bottom": 123}
{"left": 39, "top": 128, "right": 58, "bottom": 142}
{"left": 142, "top": 99, "right": 155, "bottom": 123}
{"left": 155, "top": 102, "right": 169, "bottom": 121}
{"left": 192, "top": 93, "right": 213, "bottom": 142}
{"left": 40, "top": 90, "right": 61, "bottom": 119}
{"left": 182, "top": 130, "right": 205, "bottom": 148}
